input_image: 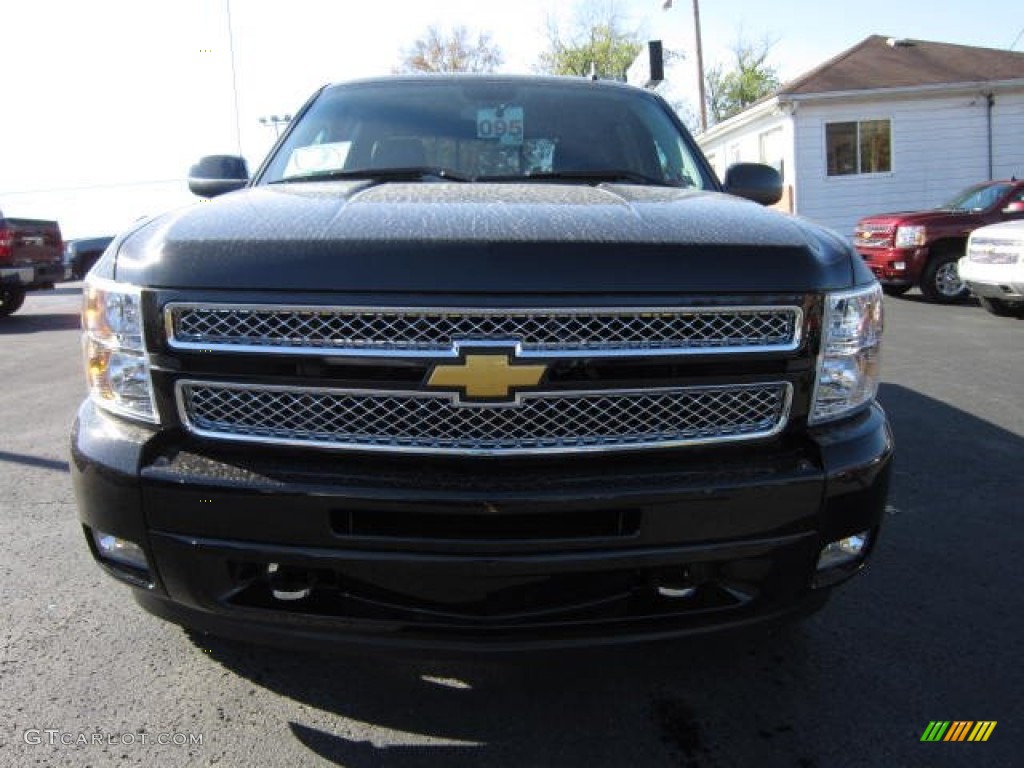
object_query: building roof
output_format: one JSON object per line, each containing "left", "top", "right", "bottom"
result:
{"left": 779, "top": 35, "right": 1024, "bottom": 96}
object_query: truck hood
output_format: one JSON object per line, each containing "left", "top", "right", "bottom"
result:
{"left": 858, "top": 209, "right": 981, "bottom": 230}
{"left": 113, "top": 181, "right": 861, "bottom": 294}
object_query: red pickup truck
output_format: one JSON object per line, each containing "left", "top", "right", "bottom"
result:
{"left": 854, "top": 180, "right": 1024, "bottom": 303}
{"left": 0, "top": 214, "right": 65, "bottom": 316}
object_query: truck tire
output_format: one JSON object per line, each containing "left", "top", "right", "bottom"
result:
{"left": 0, "top": 286, "right": 27, "bottom": 317}
{"left": 979, "top": 297, "right": 1023, "bottom": 318}
{"left": 920, "top": 248, "right": 969, "bottom": 303}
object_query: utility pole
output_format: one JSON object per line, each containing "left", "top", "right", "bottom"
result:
{"left": 226, "top": 0, "right": 243, "bottom": 156}
{"left": 663, "top": 0, "right": 707, "bottom": 132}
{"left": 692, "top": 0, "right": 707, "bottom": 132}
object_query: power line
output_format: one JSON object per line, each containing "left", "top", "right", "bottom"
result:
{"left": 0, "top": 179, "right": 185, "bottom": 196}
{"left": 1010, "top": 27, "right": 1024, "bottom": 51}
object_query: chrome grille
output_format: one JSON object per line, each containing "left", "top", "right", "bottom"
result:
{"left": 166, "top": 304, "right": 802, "bottom": 356}
{"left": 855, "top": 224, "right": 894, "bottom": 249}
{"left": 177, "top": 381, "right": 792, "bottom": 456}
{"left": 968, "top": 239, "right": 1020, "bottom": 264}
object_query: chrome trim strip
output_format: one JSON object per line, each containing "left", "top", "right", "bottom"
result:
{"left": 164, "top": 303, "right": 804, "bottom": 359}
{"left": 175, "top": 379, "right": 793, "bottom": 456}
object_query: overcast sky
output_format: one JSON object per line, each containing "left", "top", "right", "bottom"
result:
{"left": 2, "top": 0, "right": 1020, "bottom": 239}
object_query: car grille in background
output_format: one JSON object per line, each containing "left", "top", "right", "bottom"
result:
{"left": 177, "top": 381, "right": 792, "bottom": 455}
{"left": 166, "top": 304, "right": 802, "bottom": 355}
{"left": 855, "top": 224, "right": 894, "bottom": 249}
{"left": 968, "top": 239, "right": 1020, "bottom": 264}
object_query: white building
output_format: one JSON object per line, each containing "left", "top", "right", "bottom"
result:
{"left": 696, "top": 36, "right": 1024, "bottom": 236}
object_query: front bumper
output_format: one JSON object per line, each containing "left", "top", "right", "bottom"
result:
{"left": 71, "top": 400, "right": 893, "bottom": 651}
{"left": 856, "top": 246, "right": 926, "bottom": 286}
{"left": 959, "top": 260, "right": 1024, "bottom": 301}
{"left": 1, "top": 262, "right": 66, "bottom": 288}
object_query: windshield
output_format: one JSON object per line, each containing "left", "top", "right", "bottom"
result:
{"left": 939, "top": 182, "right": 1012, "bottom": 212}
{"left": 257, "top": 78, "right": 712, "bottom": 189}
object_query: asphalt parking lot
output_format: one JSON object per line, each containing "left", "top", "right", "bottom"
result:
{"left": 1, "top": 284, "right": 1021, "bottom": 768}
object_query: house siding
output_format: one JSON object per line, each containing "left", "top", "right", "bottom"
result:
{"left": 699, "top": 111, "right": 797, "bottom": 211}
{"left": 992, "top": 90, "right": 1024, "bottom": 180}
{"left": 698, "top": 85, "right": 1024, "bottom": 240}
{"left": 792, "top": 93, "right": 1007, "bottom": 236}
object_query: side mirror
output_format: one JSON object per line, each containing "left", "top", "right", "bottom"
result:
{"left": 188, "top": 155, "right": 249, "bottom": 198}
{"left": 722, "top": 162, "right": 783, "bottom": 206}
{"left": 1002, "top": 201, "right": 1024, "bottom": 214}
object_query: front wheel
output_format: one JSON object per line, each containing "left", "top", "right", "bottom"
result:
{"left": 920, "top": 250, "right": 969, "bottom": 303}
{"left": 0, "top": 286, "right": 27, "bottom": 317}
{"left": 979, "top": 297, "right": 1024, "bottom": 318}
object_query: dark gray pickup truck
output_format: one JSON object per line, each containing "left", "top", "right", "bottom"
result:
{"left": 0, "top": 214, "right": 65, "bottom": 316}
{"left": 64, "top": 236, "right": 115, "bottom": 280}
{"left": 71, "top": 75, "right": 893, "bottom": 652}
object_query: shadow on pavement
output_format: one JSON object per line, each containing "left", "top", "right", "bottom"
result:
{"left": 181, "top": 383, "right": 1021, "bottom": 768}
{"left": 190, "top": 624, "right": 802, "bottom": 768}
{"left": 0, "top": 449, "right": 69, "bottom": 473}
{"left": 894, "top": 293, "right": 978, "bottom": 308}
{"left": 0, "top": 313, "right": 81, "bottom": 334}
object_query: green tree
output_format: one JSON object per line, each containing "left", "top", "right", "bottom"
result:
{"left": 705, "top": 37, "right": 780, "bottom": 124}
{"left": 537, "top": 4, "right": 642, "bottom": 80}
{"left": 396, "top": 26, "right": 503, "bottom": 74}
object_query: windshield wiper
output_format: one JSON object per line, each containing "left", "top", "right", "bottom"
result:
{"left": 269, "top": 167, "right": 473, "bottom": 184}
{"left": 513, "top": 169, "right": 672, "bottom": 186}
{"left": 271, "top": 167, "right": 673, "bottom": 187}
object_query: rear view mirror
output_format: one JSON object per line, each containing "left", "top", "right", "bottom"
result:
{"left": 188, "top": 155, "right": 249, "bottom": 198}
{"left": 722, "top": 163, "right": 783, "bottom": 206}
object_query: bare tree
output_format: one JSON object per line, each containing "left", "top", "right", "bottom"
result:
{"left": 396, "top": 26, "right": 503, "bottom": 74}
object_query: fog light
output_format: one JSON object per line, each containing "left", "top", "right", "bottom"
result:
{"left": 892, "top": 261, "right": 906, "bottom": 271}
{"left": 813, "top": 530, "right": 873, "bottom": 588}
{"left": 817, "top": 530, "right": 871, "bottom": 571}
{"left": 92, "top": 529, "right": 149, "bottom": 571}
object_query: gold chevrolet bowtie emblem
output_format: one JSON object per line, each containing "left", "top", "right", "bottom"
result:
{"left": 427, "top": 353, "right": 547, "bottom": 401}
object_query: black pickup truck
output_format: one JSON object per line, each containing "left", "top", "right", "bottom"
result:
{"left": 64, "top": 235, "right": 115, "bottom": 280}
{"left": 0, "top": 214, "right": 65, "bottom": 316}
{"left": 71, "top": 75, "right": 893, "bottom": 652}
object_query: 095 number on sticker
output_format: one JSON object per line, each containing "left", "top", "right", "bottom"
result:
{"left": 477, "top": 107, "right": 524, "bottom": 145}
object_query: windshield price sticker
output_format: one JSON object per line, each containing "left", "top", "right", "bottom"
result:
{"left": 282, "top": 142, "right": 351, "bottom": 179}
{"left": 477, "top": 106, "right": 524, "bottom": 145}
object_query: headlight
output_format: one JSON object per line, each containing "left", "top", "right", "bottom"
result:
{"left": 82, "top": 277, "right": 158, "bottom": 423}
{"left": 894, "top": 225, "right": 926, "bottom": 249}
{"left": 810, "top": 283, "right": 883, "bottom": 425}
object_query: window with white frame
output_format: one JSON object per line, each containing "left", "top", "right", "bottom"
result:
{"left": 758, "top": 127, "right": 784, "bottom": 178}
{"left": 826, "top": 119, "right": 891, "bottom": 176}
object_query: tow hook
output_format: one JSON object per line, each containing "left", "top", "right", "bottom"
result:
{"left": 267, "top": 563, "right": 314, "bottom": 601}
